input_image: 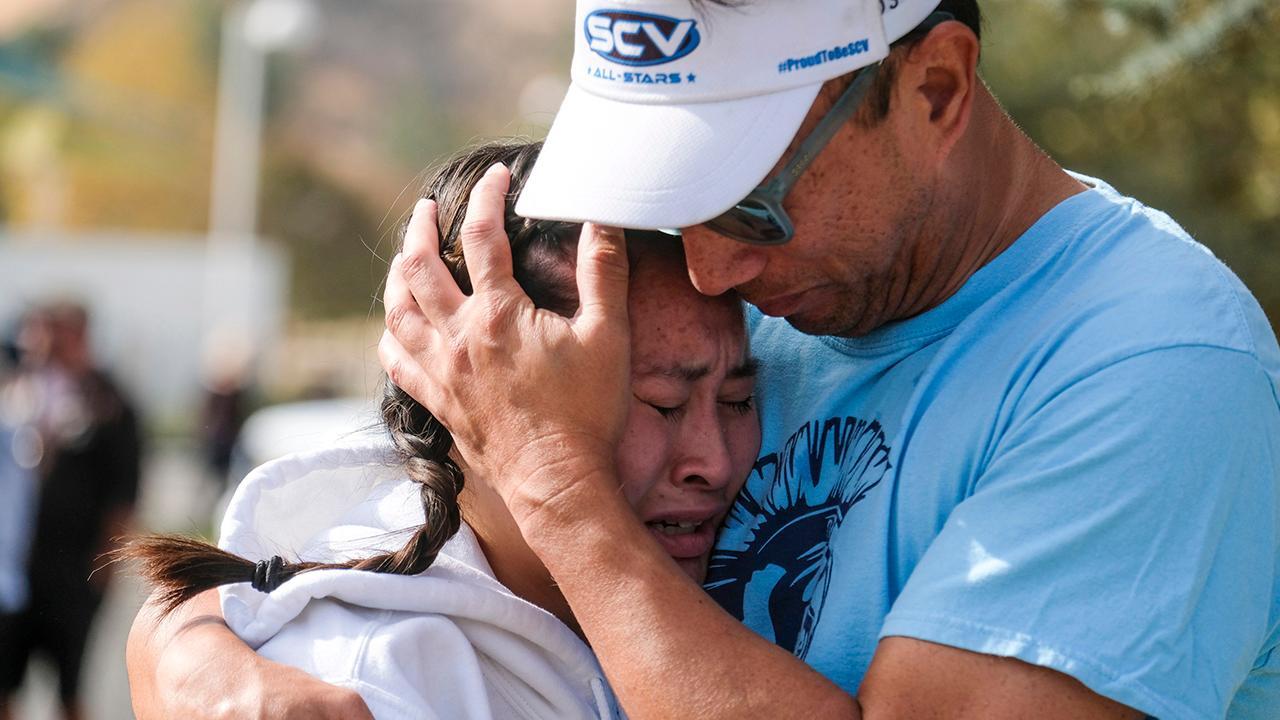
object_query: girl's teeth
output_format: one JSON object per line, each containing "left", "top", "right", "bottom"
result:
{"left": 651, "top": 521, "right": 698, "bottom": 536}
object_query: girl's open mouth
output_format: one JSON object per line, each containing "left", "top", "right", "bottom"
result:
{"left": 645, "top": 517, "right": 717, "bottom": 560}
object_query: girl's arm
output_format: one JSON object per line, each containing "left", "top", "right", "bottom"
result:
{"left": 126, "top": 588, "right": 374, "bottom": 720}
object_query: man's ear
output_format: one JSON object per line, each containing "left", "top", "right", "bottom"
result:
{"left": 894, "top": 21, "right": 980, "bottom": 162}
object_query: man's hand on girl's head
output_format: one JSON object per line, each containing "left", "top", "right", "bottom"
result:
{"left": 379, "top": 163, "right": 633, "bottom": 523}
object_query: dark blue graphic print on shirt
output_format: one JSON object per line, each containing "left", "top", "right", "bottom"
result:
{"left": 705, "top": 416, "right": 891, "bottom": 658}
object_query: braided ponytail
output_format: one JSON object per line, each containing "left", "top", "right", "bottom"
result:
{"left": 351, "top": 381, "right": 465, "bottom": 577}
{"left": 121, "top": 140, "right": 586, "bottom": 614}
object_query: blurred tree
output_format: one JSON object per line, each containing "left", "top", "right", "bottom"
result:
{"left": 258, "top": 156, "right": 383, "bottom": 320}
{"left": 0, "top": 0, "right": 218, "bottom": 231}
{"left": 1062, "top": 0, "right": 1272, "bottom": 98}
{"left": 984, "top": 0, "right": 1280, "bottom": 330}
{"left": 0, "top": 23, "right": 71, "bottom": 227}
{"left": 56, "top": 0, "right": 217, "bottom": 231}
{"left": 1, "top": 0, "right": 1272, "bottom": 330}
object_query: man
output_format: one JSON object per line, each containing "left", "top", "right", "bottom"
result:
{"left": 378, "top": 0, "right": 1280, "bottom": 717}
{"left": 129, "top": 1, "right": 1280, "bottom": 718}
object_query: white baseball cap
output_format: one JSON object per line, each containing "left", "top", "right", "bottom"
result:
{"left": 516, "top": 0, "right": 943, "bottom": 229}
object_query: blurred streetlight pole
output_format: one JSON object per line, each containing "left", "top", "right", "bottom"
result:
{"left": 205, "top": 0, "right": 317, "bottom": 357}
{"left": 208, "top": 0, "right": 317, "bottom": 242}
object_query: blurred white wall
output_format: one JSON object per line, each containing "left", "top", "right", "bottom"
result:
{"left": 0, "top": 231, "right": 288, "bottom": 425}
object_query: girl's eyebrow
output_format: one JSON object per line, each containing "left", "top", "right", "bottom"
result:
{"left": 635, "top": 363, "right": 710, "bottom": 382}
{"left": 729, "top": 357, "right": 760, "bottom": 379}
{"left": 634, "top": 357, "right": 759, "bottom": 382}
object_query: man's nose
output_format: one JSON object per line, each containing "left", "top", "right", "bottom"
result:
{"left": 681, "top": 226, "right": 767, "bottom": 297}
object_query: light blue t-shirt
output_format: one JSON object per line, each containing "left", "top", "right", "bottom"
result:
{"left": 706, "top": 177, "right": 1280, "bottom": 720}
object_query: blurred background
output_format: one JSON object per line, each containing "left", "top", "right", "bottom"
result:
{"left": 0, "top": 0, "right": 1274, "bottom": 717}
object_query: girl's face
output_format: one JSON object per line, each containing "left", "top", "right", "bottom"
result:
{"left": 615, "top": 247, "right": 761, "bottom": 583}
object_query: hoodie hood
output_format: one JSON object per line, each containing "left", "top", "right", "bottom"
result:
{"left": 218, "top": 440, "right": 621, "bottom": 720}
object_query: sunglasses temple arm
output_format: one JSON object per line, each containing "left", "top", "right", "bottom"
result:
{"left": 759, "top": 62, "right": 880, "bottom": 199}
{"left": 759, "top": 11, "right": 957, "bottom": 200}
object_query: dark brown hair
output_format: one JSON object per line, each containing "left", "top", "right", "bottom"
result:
{"left": 123, "top": 140, "right": 584, "bottom": 614}
{"left": 857, "top": 0, "right": 983, "bottom": 127}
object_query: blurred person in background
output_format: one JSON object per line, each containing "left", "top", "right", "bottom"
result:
{"left": 0, "top": 318, "right": 38, "bottom": 720}
{"left": 197, "top": 327, "right": 257, "bottom": 490}
{"left": 0, "top": 302, "right": 142, "bottom": 720}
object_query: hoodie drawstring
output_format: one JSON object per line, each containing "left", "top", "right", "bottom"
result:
{"left": 590, "top": 676, "right": 620, "bottom": 720}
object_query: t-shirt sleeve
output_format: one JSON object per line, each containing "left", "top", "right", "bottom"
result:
{"left": 880, "top": 345, "right": 1280, "bottom": 720}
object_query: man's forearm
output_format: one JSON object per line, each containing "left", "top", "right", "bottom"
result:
{"left": 127, "top": 588, "right": 375, "bottom": 720}
{"left": 127, "top": 589, "right": 252, "bottom": 719}
{"left": 513, "top": 464, "right": 1147, "bottom": 720}
{"left": 515, "top": 468, "right": 860, "bottom": 720}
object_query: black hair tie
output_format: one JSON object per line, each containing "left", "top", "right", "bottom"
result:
{"left": 251, "top": 556, "right": 287, "bottom": 593}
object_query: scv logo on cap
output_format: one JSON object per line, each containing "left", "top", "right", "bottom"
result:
{"left": 584, "top": 10, "right": 700, "bottom": 66}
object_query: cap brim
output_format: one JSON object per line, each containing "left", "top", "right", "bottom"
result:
{"left": 515, "top": 82, "right": 822, "bottom": 230}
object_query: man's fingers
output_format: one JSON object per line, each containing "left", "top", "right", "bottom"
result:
{"left": 458, "top": 163, "right": 518, "bottom": 295}
{"left": 382, "top": 254, "right": 437, "bottom": 351}
{"left": 575, "top": 223, "right": 630, "bottom": 327}
{"left": 383, "top": 253, "right": 413, "bottom": 317}
{"left": 400, "top": 198, "right": 465, "bottom": 313}
{"left": 378, "top": 329, "right": 437, "bottom": 407}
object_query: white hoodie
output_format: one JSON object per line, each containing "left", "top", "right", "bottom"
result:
{"left": 218, "top": 441, "right": 623, "bottom": 720}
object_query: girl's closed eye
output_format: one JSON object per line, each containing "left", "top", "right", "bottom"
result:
{"left": 644, "top": 399, "right": 685, "bottom": 421}
{"left": 719, "top": 396, "right": 755, "bottom": 415}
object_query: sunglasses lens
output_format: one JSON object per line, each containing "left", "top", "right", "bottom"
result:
{"left": 707, "top": 198, "right": 789, "bottom": 245}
